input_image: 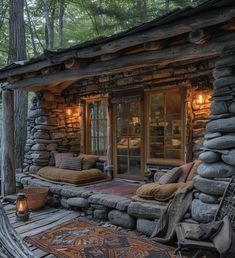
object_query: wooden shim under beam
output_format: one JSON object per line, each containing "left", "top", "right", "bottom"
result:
{"left": 0, "top": 6, "right": 235, "bottom": 79}
{"left": 5, "top": 31, "right": 235, "bottom": 90}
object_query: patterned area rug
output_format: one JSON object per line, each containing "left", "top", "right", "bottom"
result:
{"left": 26, "top": 218, "right": 175, "bottom": 258}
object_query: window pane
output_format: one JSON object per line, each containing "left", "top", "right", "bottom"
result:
{"left": 87, "top": 99, "right": 107, "bottom": 155}
{"left": 117, "top": 156, "right": 128, "bottom": 174}
{"left": 149, "top": 91, "right": 183, "bottom": 161}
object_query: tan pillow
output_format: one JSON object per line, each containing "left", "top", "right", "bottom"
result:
{"left": 158, "top": 167, "right": 182, "bottom": 185}
{"left": 186, "top": 160, "right": 203, "bottom": 182}
{"left": 59, "top": 157, "right": 83, "bottom": 171}
{"left": 136, "top": 183, "right": 160, "bottom": 200}
{"left": 79, "top": 154, "right": 98, "bottom": 170}
{"left": 154, "top": 182, "right": 193, "bottom": 201}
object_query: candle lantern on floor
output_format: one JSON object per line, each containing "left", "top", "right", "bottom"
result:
{"left": 16, "top": 193, "right": 29, "bottom": 221}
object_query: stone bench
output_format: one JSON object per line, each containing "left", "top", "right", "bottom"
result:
{"left": 16, "top": 173, "right": 164, "bottom": 236}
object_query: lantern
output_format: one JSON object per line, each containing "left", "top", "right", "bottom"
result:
{"left": 16, "top": 193, "right": 29, "bottom": 221}
{"left": 196, "top": 93, "right": 205, "bottom": 105}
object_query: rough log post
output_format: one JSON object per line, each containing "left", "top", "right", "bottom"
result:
{"left": 1, "top": 89, "right": 15, "bottom": 196}
{"left": 0, "top": 202, "right": 34, "bottom": 257}
{"left": 106, "top": 98, "right": 113, "bottom": 178}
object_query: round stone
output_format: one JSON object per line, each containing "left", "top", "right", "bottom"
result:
{"left": 198, "top": 193, "right": 219, "bottom": 204}
{"left": 108, "top": 210, "right": 136, "bottom": 229}
{"left": 191, "top": 199, "right": 219, "bottom": 223}
{"left": 193, "top": 175, "right": 229, "bottom": 196}
{"left": 206, "top": 117, "right": 235, "bottom": 133}
{"left": 229, "top": 102, "right": 235, "bottom": 113}
{"left": 203, "top": 136, "right": 235, "bottom": 149}
{"left": 222, "top": 149, "right": 235, "bottom": 166}
{"left": 204, "top": 133, "right": 222, "bottom": 140}
{"left": 213, "top": 67, "right": 233, "bottom": 79}
{"left": 214, "top": 76, "right": 235, "bottom": 89}
{"left": 136, "top": 218, "right": 158, "bottom": 236}
{"left": 211, "top": 101, "right": 228, "bottom": 115}
{"left": 197, "top": 162, "right": 235, "bottom": 178}
{"left": 198, "top": 151, "right": 221, "bottom": 163}
{"left": 67, "top": 197, "right": 89, "bottom": 208}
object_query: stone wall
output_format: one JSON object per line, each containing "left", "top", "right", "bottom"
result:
{"left": 23, "top": 91, "right": 81, "bottom": 173}
{"left": 191, "top": 88, "right": 212, "bottom": 159}
{"left": 192, "top": 49, "right": 235, "bottom": 223}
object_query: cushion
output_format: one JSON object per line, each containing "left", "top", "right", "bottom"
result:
{"left": 177, "top": 162, "right": 194, "bottom": 183}
{"left": 79, "top": 154, "right": 99, "bottom": 170}
{"left": 154, "top": 171, "right": 166, "bottom": 182}
{"left": 37, "top": 166, "right": 106, "bottom": 184}
{"left": 154, "top": 182, "right": 193, "bottom": 201}
{"left": 158, "top": 167, "right": 182, "bottom": 185}
{"left": 186, "top": 160, "right": 203, "bottom": 182}
{"left": 54, "top": 152, "right": 74, "bottom": 168}
{"left": 136, "top": 182, "right": 160, "bottom": 200}
{"left": 59, "top": 157, "right": 83, "bottom": 171}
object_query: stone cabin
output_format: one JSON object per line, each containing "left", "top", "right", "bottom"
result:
{"left": 0, "top": 0, "right": 235, "bottom": 224}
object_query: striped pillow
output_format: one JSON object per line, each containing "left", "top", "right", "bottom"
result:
{"left": 158, "top": 167, "right": 182, "bottom": 185}
{"left": 59, "top": 157, "right": 83, "bottom": 171}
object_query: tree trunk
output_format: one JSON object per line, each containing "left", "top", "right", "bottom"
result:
{"left": 43, "top": 0, "right": 54, "bottom": 49}
{"left": 1, "top": 90, "right": 15, "bottom": 196}
{"left": 8, "top": 0, "right": 27, "bottom": 185}
{"left": 58, "top": 0, "right": 65, "bottom": 48}
{"left": 25, "top": 0, "right": 37, "bottom": 56}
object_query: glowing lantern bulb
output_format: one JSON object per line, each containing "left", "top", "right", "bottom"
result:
{"left": 67, "top": 109, "right": 72, "bottom": 116}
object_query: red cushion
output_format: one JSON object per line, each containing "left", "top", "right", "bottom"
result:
{"left": 54, "top": 153, "right": 74, "bottom": 168}
{"left": 177, "top": 162, "right": 194, "bottom": 183}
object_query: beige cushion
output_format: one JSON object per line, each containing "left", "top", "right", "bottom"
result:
{"left": 79, "top": 154, "right": 99, "bottom": 170}
{"left": 59, "top": 157, "right": 83, "bottom": 171}
{"left": 158, "top": 167, "right": 182, "bottom": 185}
{"left": 186, "top": 160, "right": 203, "bottom": 182}
{"left": 136, "top": 183, "right": 160, "bottom": 200}
{"left": 154, "top": 182, "right": 193, "bottom": 201}
{"left": 37, "top": 166, "right": 106, "bottom": 184}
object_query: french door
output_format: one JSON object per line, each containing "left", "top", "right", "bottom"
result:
{"left": 113, "top": 97, "right": 143, "bottom": 179}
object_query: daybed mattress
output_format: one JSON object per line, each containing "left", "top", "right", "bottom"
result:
{"left": 37, "top": 166, "right": 106, "bottom": 184}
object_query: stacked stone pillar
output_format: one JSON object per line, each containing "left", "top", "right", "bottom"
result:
{"left": 192, "top": 48, "right": 235, "bottom": 223}
{"left": 23, "top": 91, "right": 81, "bottom": 174}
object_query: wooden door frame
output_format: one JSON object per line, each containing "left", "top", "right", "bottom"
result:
{"left": 112, "top": 96, "right": 145, "bottom": 180}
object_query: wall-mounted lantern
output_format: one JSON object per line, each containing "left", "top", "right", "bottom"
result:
{"left": 16, "top": 193, "right": 29, "bottom": 221}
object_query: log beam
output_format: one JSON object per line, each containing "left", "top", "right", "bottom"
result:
{"left": 1, "top": 89, "right": 15, "bottom": 196}
{"left": 5, "top": 31, "right": 235, "bottom": 90}
{"left": 0, "top": 5, "right": 235, "bottom": 79}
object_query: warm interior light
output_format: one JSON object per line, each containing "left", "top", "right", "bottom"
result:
{"left": 67, "top": 108, "right": 72, "bottom": 116}
{"left": 196, "top": 93, "right": 205, "bottom": 105}
{"left": 16, "top": 193, "right": 29, "bottom": 221}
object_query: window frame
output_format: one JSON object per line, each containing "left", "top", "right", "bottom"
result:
{"left": 84, "top": 97, "right": 108, "bottom": 156}
{"left": 145, "top": 87, "right": 186, "bottom": 165}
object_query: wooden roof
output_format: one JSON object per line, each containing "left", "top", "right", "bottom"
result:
{"left": 0, "top": 0, "right": 235, "bottom": 91}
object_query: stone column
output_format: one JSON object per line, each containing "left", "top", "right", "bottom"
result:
{"left": 192, "top": 47, "right": 235, "bottom": 223}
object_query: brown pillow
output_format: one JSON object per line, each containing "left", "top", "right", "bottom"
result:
{"left": 158, "top": 167, "right": 182, "bottom": 185}
{"left": 59, "top": 157, "right": 83, "bottom": 171}
{"left": 186, "top": 160, "right": 203, "bottom": 182}
{"left": 54, "top": 152, "right": 74, "bottom": 168}
{"left": 136, "top": 183, "right": 160, "bottom": 200}
{"left": 154, "top": 182, "right": 193, "bottom": 201}
{"left": 79, "top": 154, "right": 98, "bottom": 170}
{"left": 177, "top": 162, "right": 194, "bottom": 183}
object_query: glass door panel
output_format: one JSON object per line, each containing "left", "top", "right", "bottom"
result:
{"left": 115, "top": 99, "right": 142, "bottom": 178}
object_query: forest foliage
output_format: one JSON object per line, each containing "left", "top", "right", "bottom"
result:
{"left": 0, "top": 0, "right": 207, "bottom": 68}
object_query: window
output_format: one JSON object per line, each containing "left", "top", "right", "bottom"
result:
{"left": 148, "top": 89, "right": 184, "bottom": 161}
{"left": 85, "top": 98, "right": 108, "bottom": 155}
